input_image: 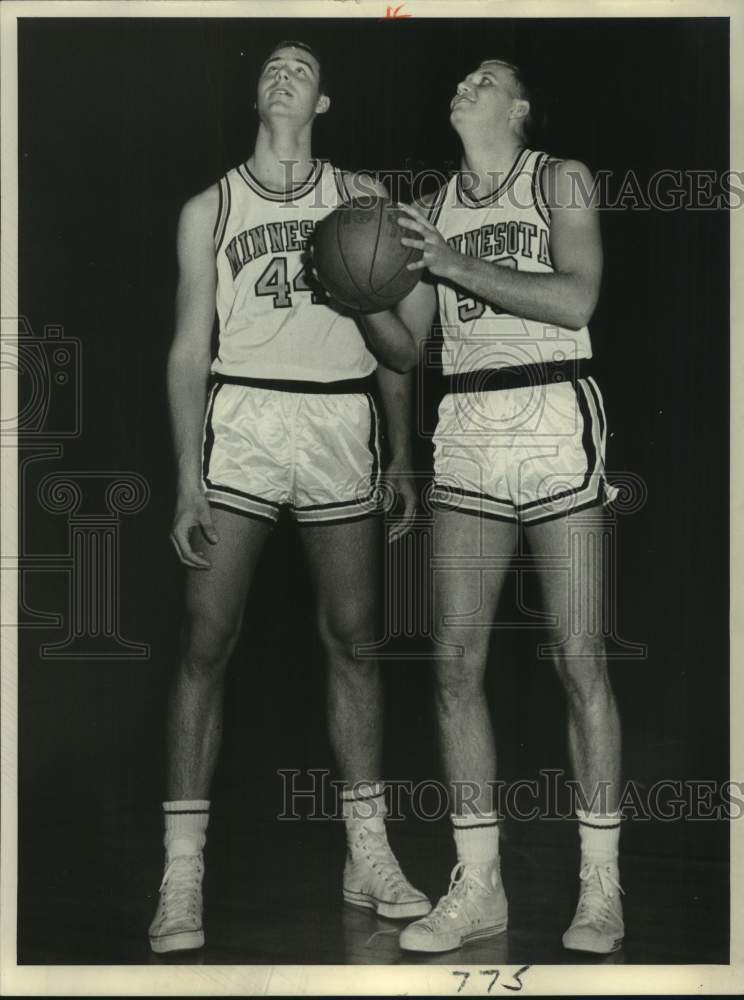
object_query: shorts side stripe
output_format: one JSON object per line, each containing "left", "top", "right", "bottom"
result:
{"left": 520, "top": 382, "right": 610, "bottom": 522}
{"left": 577, "top": 378, "right": 604, "bottom": 477}
{"left": 201, "top": 383, "right": 222, "bottom": 483}
{"left": 516, "top": 381, "right": 601, "bottom": 514}
{"left": 576, "top": 379, "right": 599, "bottom": 491}
{"left": 583, "top": 376, "right": 607, "bottom": 447}
{"left": 367, "top": 393, "right": 381, "bottom": 496}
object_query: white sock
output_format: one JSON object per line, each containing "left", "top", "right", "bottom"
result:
{"left": 163, "top": 799, "right": 210, "bottom": 859}
{"left": 341, "top": 782, "right": 387, "bottom": 850}
{"left": 576, "top": 807, "right": 621, "bottom": 864}
{"left": 451, "top": 811, "right": 500, "bottom": 866}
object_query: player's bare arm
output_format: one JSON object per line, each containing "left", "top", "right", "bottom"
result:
{"left": 398, "top": 159, "right": 603, "bottom": 331}
{"left": 344, "top": 171, "right": 418, "bottom": 373}
{"left": 341, "top": 173, "right": 421, "bottom": 536}
{"left": 167, "top": 185, "right": 220, "bottom": 569}
{"left": 375, "top": 220, "right": 440, "bottom": 540}
{"left": 392, "top": 192, "right": 440, "bottom": 346}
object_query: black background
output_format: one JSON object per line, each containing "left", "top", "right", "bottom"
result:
{"left": 17, "top": 16, "right": 729, "bottom": 963}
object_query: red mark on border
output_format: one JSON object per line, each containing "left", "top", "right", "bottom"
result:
{"left": 385, "top": 3, "right": 412, "bottom": 17}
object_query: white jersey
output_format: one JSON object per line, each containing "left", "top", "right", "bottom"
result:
{"left": 427, "top": 148, "right": 593, "bottom": 376}
{"left": 212, "top": 159, "right": 376, "bottom": 382}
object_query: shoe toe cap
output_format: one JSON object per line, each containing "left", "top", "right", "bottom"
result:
{"left": 562, "top": 926, "right": 622, "bottom": 954}
{"left": 399, "top": 922, "right": 434, "bottom": 950}
{"left": 398, "top": 887, "right": 430, "bottom": 904}
{"left": 400, "top": 920, "right": 457, "bottom": 953}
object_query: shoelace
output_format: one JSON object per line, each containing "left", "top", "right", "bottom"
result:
{"left": 356, "top": 829, "right": 412, "bottom": 892}
{"left": 419, "top": 862, "right": 490, "bottom": 929}
{"left": 575, "top": 862, "right": 624, "bottom": 925}
{"left": 158, "top": 855, "right": 203, "bottom": 920}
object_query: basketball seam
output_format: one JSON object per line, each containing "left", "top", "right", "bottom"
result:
{"left": 368, "top": 199, "right": 385, "bottom": 293}
{"left": 369, "top": 202, "right": 419, "bottom": 302}
{"left": 334, "top": 211, "right": 367, "bottom": 308}
{"left": 372, "top": 240, "right": 420, "bottom": 298}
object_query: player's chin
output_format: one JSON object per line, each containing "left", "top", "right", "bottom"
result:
{"left": 449, "top": 100, "right": 476, "bottom": 120}
{"left": 263, "top": 99, "right": 300, "bottom": 116}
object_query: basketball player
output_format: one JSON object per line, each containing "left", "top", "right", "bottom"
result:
{"left": 148, "top": 41, "right": 430, "bottom": 954}
{"left": 391, "top": 59, "right": 624, "bottom": 954}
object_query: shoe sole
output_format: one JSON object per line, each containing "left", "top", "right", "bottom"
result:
{"left": 562, "top": 936, "right": 623, "bottom": 955}
{"left": 343, "top": 889, "right": 432, "bottom": 920}
{"left": 149, "top": 929, "right": 205, "bottom": 954}
{"left": 399, "top": 918, "right": 508, "bottom": 953}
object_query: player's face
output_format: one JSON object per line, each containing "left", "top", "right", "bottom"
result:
{"left": 449, "top": 61, "right": 522, "bottom": 131}
{"left": 257, "top": 47, "right": 329, "bottom": 123}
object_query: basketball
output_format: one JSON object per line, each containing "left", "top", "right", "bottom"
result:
{"left": 312, "top": 196, "right": 422, "bottom": 312}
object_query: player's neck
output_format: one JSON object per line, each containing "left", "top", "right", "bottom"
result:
{"left": 459, "top": 134, "right": 526, "bottom": 199}
{"left": 249, "top": 124, "right": 316, "bottom": 192}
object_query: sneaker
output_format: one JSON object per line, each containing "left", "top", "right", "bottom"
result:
{"left": 148, "top": 852, "right": 205, "bottom": 954}
{"left": 399, "top": 860, "right": 508, "bottom": 953}
{"left": 562, "top": 860, "right": 625, "bottom": 954}
{"left": 343, "top": 825, "right": 432, "bottom": 920}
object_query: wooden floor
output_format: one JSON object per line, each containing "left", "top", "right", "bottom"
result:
{"left": 17, "top": 813, "right": 728, "bottom": 966}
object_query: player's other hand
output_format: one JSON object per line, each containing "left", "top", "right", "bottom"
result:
{"left": 301, "top": 248, "right": 347, "bottom": 313}
{"left": 396, "top": 203, "right": 460, "bottom": 278}
{"left": 170, "top": 490, "right": 219, "bottom": 569}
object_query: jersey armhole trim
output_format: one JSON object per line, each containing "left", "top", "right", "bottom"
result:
{"left": 333, "top": 168, "right": 353, "bottom": 204}
{"left": 425, "top": 184, "right": 449, "bottom": 228}
{"left": 214, "top": 176, "right": 231, "bottom": 253}
{"left": 533, "top": 152, "right": 552, "bottom": 228}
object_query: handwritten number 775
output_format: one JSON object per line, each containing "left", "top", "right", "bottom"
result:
{"left": 452, "top": 967, "right": 530, "bottom": 993}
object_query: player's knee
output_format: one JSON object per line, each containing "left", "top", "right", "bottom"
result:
{"left": 433, "top": 624, "right": 490, "bottom": 679}
{"left": 179, "top": 611, "right": 241, "bottom": 679}
{"left": 554, "top": 651, "right": 612, "bottom": 708}
{"left": 434, "top": 658, "right": 486, "bottom": 708}
{"left": 317, "top": 601, "right": 376, "bottom": 658}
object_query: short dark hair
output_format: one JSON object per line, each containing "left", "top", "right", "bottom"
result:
{"left": 262, "top": 40, "right": 326, "bottom": 95}
{"left": 479, "top": 58, "right": 541, "bottom": 143}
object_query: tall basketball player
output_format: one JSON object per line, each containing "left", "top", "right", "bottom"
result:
{"left": 148, "top": 41, "right": 430, "bottom": 954}
{"left": 391, "top": 59, "right": 624, "bottom": 954}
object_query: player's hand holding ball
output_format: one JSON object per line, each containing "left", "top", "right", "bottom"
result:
{"left": 396, "top": 203, "right": 461, "bottom": 278}
{"left": 312, "top": 196, "right": 423, "bottom": 312}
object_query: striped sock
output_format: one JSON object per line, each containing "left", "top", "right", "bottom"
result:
{"left": 452, "top": 811, "right": 500, "bottom": 866}
{"left": 576, "top": 808, "right": 621, "bottom": 863}
{"left": 163, "top": 799, "right": 210, "bottom": 859}
{"left": 341, "top": 782, "right": 387, "bottom": 836}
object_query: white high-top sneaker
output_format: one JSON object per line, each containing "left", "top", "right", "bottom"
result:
{"left": 148, "top": 852, "right": 205, "bottom": 954}
{"left": 399, "top": 860, "right": 508, "bottom": 953}
{"left": 562, "top": 860, "right": 625, "bottom": 954}
{"left": 343, "top": 824, "right": 431, "bottom": 920}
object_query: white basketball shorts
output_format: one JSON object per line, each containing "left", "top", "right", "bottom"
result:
{"left": 201, "top": 375, "right": 383, "bottom": 526}
{"left": 430, "top": 373, "right": 617, "bottom": 525}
